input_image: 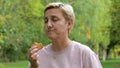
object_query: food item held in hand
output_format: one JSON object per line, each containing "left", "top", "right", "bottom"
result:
{"left": 31, "top": 42, "right": 43, "bottom": 50}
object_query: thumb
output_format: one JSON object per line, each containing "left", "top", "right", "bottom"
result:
{"left": 36, "top": 54, "right": 40, "bottom": 64}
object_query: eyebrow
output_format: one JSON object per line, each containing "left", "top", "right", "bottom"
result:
{"left": 44, "top": 15, "right": 58, "bottom": 18}
{"left": 51, "top": 15, "right": 58, "bottom": 18}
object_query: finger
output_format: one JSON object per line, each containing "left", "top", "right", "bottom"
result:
{"left": 28, "top": 47, "right": 39, "bottom": 60}
{"left": 29, "top": 46, "right": 37, "bottom": 51}
{"left": 31, "top": 48, "right": 39, "bottom": 54}
{"left": 31, "top": 52, "right": 39, "bottom": 60}
{"left": 37, "top": 60, "right": 40, "bottom": 64}
{"left": 28, "top": 46, "right": 37, "bottom": 55}
{"left": 36, "top": 54, "right": 40, "bottom": 64}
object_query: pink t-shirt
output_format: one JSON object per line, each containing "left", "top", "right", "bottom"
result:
{"left": 37, "top": 41, "right": 102, "bottom": 68}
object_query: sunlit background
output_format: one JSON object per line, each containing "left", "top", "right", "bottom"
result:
{"left": 0, "top": 0, "right": 120, "bottom": 68}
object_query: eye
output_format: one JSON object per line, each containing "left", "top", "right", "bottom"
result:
{"left": 51, "top": 16, "right": 59, "bottom": 22}
{"left": 44, "top": 17, "right": 48, "bottom": 23}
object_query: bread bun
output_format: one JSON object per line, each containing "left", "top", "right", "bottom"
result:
{"left": 31, "top": 42, "right": 43, "bottom": 50}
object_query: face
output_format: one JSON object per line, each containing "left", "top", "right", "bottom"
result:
{"left": 44, "top": 8, "right": 72, "bottom": 40}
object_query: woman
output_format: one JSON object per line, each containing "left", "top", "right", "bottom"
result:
{"left": 28, "top": 2, "right": 102, "bottom": 68}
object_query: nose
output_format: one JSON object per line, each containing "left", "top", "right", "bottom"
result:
{"left": 47, "top": 20, "right": 53, "bottom": 28}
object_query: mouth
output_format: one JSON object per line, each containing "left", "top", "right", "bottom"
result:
{"left": 47, "top": 28, "right": 55, "bottom": 32}
{"left": 47, "top": 30, "right": 54, "bottom": 32}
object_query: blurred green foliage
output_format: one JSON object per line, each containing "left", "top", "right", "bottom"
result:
{"left": 0, "top": 0, "right": 119, "bottom": 62}
{"left": 0, "top": 0, "right": 49, "bottom": 62}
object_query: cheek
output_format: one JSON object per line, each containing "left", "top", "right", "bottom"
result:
{"left": 57, "top": 24, "right": 68, "bottom": 32}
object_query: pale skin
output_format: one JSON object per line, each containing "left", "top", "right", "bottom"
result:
{"left": 28, "top": 8, "right": 73, "bottom": 68}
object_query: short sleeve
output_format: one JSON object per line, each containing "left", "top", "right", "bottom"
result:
{"left": 83, "top": 53, "right": 102, "bottom": 68}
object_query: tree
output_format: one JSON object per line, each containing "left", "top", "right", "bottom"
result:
{"left": 0, "top": 0, "right": 45, "bottom": 62}
{"left": 70, "top": 0, "right": 111, "bottom": 61}
{"left": 106, "top": 0, "right": 120, "bottom": 59}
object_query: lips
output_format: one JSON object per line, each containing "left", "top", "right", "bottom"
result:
{"left": 47, "top": 29, "right": 55, "bottom": 32}
{"left": 48, "top": 30, "right": 53, "bottom": 32}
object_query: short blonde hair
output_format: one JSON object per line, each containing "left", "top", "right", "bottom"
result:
{"left": 44, "top": 2, "right": 75, "bottom": 23}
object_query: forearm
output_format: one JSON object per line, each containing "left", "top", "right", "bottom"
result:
{"left": 30, "top": 65, "right": 37, "bottom": 68}
{"left": 29, "top": 61, "right": 38, "bottom": 68}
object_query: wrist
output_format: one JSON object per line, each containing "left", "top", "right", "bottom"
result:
{"left": 29, "top": 61, "right": 38, "bottom": 68}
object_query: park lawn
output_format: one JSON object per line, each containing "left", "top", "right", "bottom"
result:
{"left": 0, "top": 61, "right": 28, "bottom": 68}
{"left": 101, "top": 59, "right": 120, "bottom": 68}
{"left": 0, "top": 59, "right": 120, "bottom": 68}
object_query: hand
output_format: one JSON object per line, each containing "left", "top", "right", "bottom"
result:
{"left": 28, "top": 46, "right": 40, "bottom": 68}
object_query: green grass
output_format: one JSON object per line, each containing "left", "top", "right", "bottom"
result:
{"left": 0, "top": 61, "right": 28, "bottom": 68}
{"left": 0, "top": 59, "right": 120, "bottom": 68}
{"left": 101, "top": 59, "right": 120, "bottom": 68}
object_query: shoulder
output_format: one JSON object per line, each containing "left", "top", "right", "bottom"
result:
{"left": 72, "top": 41, "right": 95, "bottom": 55}
{"left": 72, "top": 41, "right": 102, "bottom": 68}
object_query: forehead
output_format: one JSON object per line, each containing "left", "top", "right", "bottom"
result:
{"left": 44, "top": 8, "right": 64, "bottom": 17}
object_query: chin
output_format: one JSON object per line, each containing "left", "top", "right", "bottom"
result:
{"left": 47, "top": 35, "right": 57, "bottom": 40}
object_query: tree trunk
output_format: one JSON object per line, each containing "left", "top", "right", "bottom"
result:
{"left": 106, "top": 48, "right": 110, "bottom": 59}
{"left": 102, "top": 49, "right": 106, "bottom": 61}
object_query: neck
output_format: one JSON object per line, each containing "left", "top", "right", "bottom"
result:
{"left": 51, "top": 37, "right": 71, "bottom": 52}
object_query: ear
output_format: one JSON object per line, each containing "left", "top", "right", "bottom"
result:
{"left": 67, "top": 19, "right": 73, "bottom": 29}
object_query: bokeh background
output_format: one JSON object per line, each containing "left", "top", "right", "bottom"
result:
{"left": 0, "top": 0, "right": 120, "bottom": 68}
